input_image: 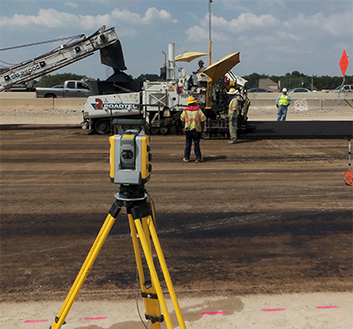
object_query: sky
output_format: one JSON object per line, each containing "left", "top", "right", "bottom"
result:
{"left": 0, "top": 0, "right": 352, "bottom": 81}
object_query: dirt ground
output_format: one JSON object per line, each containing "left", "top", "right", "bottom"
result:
{"left": 0, "top": 118, "right": 352, "bottom": 328}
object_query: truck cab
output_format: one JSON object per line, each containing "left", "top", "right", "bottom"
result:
{"left": 35, "top": 80, "right": 92, "bottom": 98}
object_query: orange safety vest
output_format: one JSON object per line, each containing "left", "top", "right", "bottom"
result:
{"left": 181, "top": 107, "right": 206, "bottom": 132}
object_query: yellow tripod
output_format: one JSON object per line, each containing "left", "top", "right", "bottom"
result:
{"left": 49, "top": 184, "right": 187, "bottom": 329}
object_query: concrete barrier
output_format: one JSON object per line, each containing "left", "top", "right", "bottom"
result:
{"left": 54, "top": 98, "right": 86, "bottom": 111}
{"left": 0, "top": 97, "right": 85, "bottom": 112}
{"left": 0, "top": 98, "right": 54, "bottom": 111}
{"left": 323, "top": 98, "right": 353, "bottom": 110}
{"left": 249, "top": 97, "right": 353, "bottom": 111}
{"left": 0, "top": 93, "right": 352, "bottom": 113}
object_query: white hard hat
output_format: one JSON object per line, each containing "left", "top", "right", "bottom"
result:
{"left": 282, "top": 88, "right": 287, "bottom": 92}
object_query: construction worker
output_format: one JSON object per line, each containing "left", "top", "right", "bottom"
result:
{"left": 188, "top": 60, "right": 207, "bottom": 90}
{"left": 180, "top": 96, "right": 206, "bottom": 162}
{"left": 227, "top": 88, "right": 240, "bottom": 144}
{"left": 276, "top": 88, "right": 292, "bottom": 121}
{"left": 193, "top": 60, "right": 206, "bottom": 74}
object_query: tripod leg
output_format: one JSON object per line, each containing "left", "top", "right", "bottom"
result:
{"left": 147, "top": 216, "right": 187, "bottom": 329}
{"left": 128, "top": 215, "right": 162, "bottom": 329}
{"left": 50, "top": 203, "right": 122, "bottom": 329}
{"left": 134, "top": 217, "right": 175, "bottom": 329}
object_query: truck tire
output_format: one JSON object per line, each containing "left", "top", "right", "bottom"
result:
{"left": 168, "top": 125, "right": 178, "bottom": 135}
{"left": 150, "top": 127, "right": 159, "bottom": 135}
{"left": 44, "top": 94, "right": 56, "bottom": 98}
{"left": 159, "top": 126, "right": 168, "bottom": 135}
{"left": 95, "top": 119, "right": 111, "bottom": 135}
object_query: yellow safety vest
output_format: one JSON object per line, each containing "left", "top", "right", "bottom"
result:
{"left": 228, "top": 98, "right": 239, "bottom": 118}
{"left": 278, "top": 94, "right": 290, "bottom": 106}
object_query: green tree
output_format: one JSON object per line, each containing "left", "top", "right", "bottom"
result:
{"left": 134, "top": 73, "right": 160, "bottom": 83}
{"left": 36, "top": 73, "right": 87, "bottom": 87}
{"left": 243, "top": 72, "right": 269, "bottom": 89}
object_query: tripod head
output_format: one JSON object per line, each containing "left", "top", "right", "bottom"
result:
{"left": 109, "top": 119, "right": 152, "bottom": 189}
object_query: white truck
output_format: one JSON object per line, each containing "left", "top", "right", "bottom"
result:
{"left": 82, "top": 78, "right": 195, "bottom": 135}
{"left": 35, "top": 80, "right": 92, "bottom": 98}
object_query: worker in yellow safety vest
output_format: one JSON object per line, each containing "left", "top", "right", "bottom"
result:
{"left": 180, "top": 96, "right": 206, "bottom": 163}
{"left": 227, "top": 88, "right": 240, "bottom": 144}
{"left": 276, "top": 88, "right": 292, "bottom": 121}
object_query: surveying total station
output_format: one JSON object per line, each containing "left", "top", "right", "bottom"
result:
{"left": 49, "top": 119, "right": 187, "bottom": 329}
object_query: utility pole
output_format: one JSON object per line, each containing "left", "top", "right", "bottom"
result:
{"left": 206, "top": 0, "right": 213, "bottom": 109}
{"left": 208, "top": 0, "right": 212, "bottom": 66}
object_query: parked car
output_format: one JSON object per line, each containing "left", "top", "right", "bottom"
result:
{"left": 248, "top": 88, "right": 273, "bottom": 93}
{"left": 326, "top": 85, "right": 353, "bottom": 93}
{"left": 288, "top": 88, "right": 313, "bottom": 93}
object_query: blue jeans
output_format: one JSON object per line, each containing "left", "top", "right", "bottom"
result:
{"left": 184, "top": 130, "right": 202, "bottom": 160}
{"left": 277, "top": 105, "right": 288, "bottom": 121}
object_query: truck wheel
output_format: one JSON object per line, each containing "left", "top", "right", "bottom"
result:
{"left": 150, "top": 127, "right": 159, "bottom": 135}
{"left": 95, "top": 119, "right": 111, "bottom": 135}
{"left": 159, "top": 126, "right": 168, "bottom": 135}
{"left": 168, "top": 125, "right": 177, "bottom": 135}
{"left": 44, "top": 94, "right": 56, "bottom": 98}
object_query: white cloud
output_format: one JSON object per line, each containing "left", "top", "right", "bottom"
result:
{"left": 203, "top": 12, "right": 280, "bottom": 32}
{"left": 65, "top": 2, "right": 78, "bottom": 8}
{"left": 227, "top": 13, "right": 280, "bottom": 31}
{"left": 0, "top": 9, "right": 79, "bottom": 28}
{"left": 142, "top": 8, "right": 178, "bottom": 24}
{"left": 284, "top": 11, "right": 352, "bottom": 38}
{"left": 186, "top": 25, "right": 208, "bottom": 42}
{"left": 0, "top": 7, "right": 177, "bottom": 30}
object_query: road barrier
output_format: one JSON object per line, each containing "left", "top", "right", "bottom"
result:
{"left": 0, "top": 93, "right": 352, "bottom": 113}
{"left": 0, "top": 97, "right": 85, "bottom": 112}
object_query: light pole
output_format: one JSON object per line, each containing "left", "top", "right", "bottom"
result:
{"left": 206, "top": 0, "right": 213, "bottom": 109}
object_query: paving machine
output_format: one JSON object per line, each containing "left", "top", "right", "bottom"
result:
{"left": 82, "top": 43, "right": 250, "bottom": 137}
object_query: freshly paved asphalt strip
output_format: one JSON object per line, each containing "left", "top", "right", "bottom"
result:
{"left": 242, "top": 121, "right": 353, "bottom": 139}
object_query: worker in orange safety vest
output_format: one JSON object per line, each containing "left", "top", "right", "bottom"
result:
{"left": 180, "top": 96, "right": 206, "bottom": 163}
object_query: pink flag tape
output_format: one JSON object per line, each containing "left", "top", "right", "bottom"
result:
{"left": 202, "top": 311, "right": 226, "bottom": 315}
{"left": 317, "top": 306, "right": 339, "bottom": 309}
{"left": 262, "top": 308, "right": 286, "bottom": 312}
{"left": 84, "top": 317, "right": 108, "bottom": 320}
{"left": 24, "top": 319, "right": 48, "bottom": 323}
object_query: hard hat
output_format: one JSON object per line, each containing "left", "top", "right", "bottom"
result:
{"left": 198, "top": 60, "right": 204, "bottom": 65}
{"left": 227, "top": 88, "right": 237, "bottom": 95}
{"left": 282, "top": 88, "right": 287, "bottom": 92}
{"left": 187, "top": 96, "right": 196, "bottom": 104}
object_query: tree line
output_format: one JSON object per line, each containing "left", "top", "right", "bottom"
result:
{"left": 35, "top": 71, "right": 352, "bottom": 91}
{"left": 243, "top": 71, "right": 352, "bottom": 91}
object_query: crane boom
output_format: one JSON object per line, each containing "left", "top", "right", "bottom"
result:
{"left": 0, "top": 26, "right": 118, "bottom": 92}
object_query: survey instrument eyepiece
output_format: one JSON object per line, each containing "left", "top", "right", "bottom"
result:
{"left": 109, "top": 119, "right": 152, "bottom": 185}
